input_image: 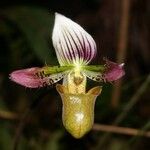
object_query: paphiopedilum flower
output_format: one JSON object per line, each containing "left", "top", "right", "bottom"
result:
{"left": 10, "top": 13, "right": 125, "bottom": 138}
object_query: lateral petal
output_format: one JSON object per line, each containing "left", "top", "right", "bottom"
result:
{"left": 103, "top": 59, "right": 125, "bottom": 82}
{"left": 9, "top": 67, "right": 66, "bottom": 88}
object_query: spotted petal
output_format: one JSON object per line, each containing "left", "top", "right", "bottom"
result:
{"left": 82, "top": 59, "right": 125, "bottom": 82}
{"left": 52, "top": 13, "right": 97, "bottom": 66}
{"left": 9, "top": 66, "right": 71, "bottom": 88}
{"left": 82, "top": 70, "right": 104, "bottom": 82}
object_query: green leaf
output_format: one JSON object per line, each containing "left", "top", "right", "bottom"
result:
{"left": 1, "top": 6, "right": 57, "bottom": 65}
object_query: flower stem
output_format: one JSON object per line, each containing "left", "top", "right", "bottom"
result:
{"left": 111, "top": 0, "right": 131, "bottom": 108}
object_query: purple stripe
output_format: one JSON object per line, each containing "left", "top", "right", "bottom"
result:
{"left": 85, "top": 35, "right": 92, "bottom": 62}
{"left": 79, "top": 32, "right": 87, "bottom": 64}
{"left": 55, "top": 43, "right": 65, "bottom": 65}
{"left": 66, "top": 29, "right": 80, "bottom": 62}
{"left": 62, "top": 29, "right": 76, "bottom": 62}
{"left": 61, "top": 29, "right": 73, "bottom": 62}
{"left": 72, "top": 29, "right": 85, "bottom": 62}
{"left": 82, "top": 33, "right": 90, "bottom": 63}
{"left": 63, "top": 29, "right": 76, "bottom": 61}
{"left": 59, "top": 38, "right": 70, "bottom": 64}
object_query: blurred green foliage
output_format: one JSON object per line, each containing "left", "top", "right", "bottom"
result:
{"left": 1, "top": 6, "right": 57, "bottom": 66}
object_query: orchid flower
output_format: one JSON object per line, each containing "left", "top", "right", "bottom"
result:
{"left": 10, "top": 13, "right": 125, "bottom": 138}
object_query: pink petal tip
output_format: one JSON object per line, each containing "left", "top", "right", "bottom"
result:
{"left": 103, "top": 59, "right": 125, "bottom": 82}
{"left": 9, "top": 67, "right": 44, "bottom": 88}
